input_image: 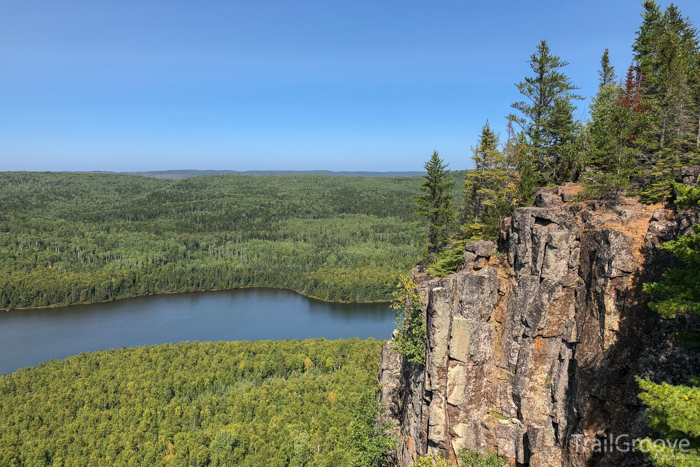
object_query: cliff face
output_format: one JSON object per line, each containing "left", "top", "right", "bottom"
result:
{"left": 378, "top": 184, "right": 700, "bottom": 466}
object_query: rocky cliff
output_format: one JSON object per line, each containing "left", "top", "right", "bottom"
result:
{"left": 378, "top": 184, "right": 700, "bottom": 466}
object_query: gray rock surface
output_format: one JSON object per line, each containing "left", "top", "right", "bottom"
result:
{"left": 378, "top": 184, "right": 700, "bottom": 466}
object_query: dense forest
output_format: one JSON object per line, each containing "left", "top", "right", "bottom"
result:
{"left": 2, "top": 0, "right": 700, "bottom": 466}
{"left": 0, "top": 338, "right": 386, "bottom": 466}
{"left": 127, "top": 170, "right": 425, "bottom": 179}
{"left": 0, "top": 172, "right": 459, "bottom": 309}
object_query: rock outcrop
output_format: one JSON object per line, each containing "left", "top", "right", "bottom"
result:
{"left": 378, "top": 184, "right": 700, "bottom": 466}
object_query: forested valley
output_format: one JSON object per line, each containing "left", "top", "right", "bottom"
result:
{"left": 3, "top": 0, "right": 700, "bottom": 466}
{"left": 0, "top": 339, "right": 385, "bottom": 466}
{"left": 0, "top": 172, "right": 464, "bottom": 309}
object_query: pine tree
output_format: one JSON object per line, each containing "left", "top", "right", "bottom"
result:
{"left": 508, "top": 40, "right": 584, "bottom": 182}
{"left": 463, "top": 121, "right": 500, "bottom": 223}
{"left": 462, "top": 122, "right": 515, "bottom": 240}
{"left": 598, "top": 48, "right": 617, "bottom": 86}
{"left": 415, "top": 150, "right": 455, "bottom": 255}
{"left": 588, "top": 83, "right": 620, "bottom": 166}
{"left": 549, "top": 96, "right": 585, "bottom": 181}
{"left": 633, "top": 0, "right": 664, "bottom": 78}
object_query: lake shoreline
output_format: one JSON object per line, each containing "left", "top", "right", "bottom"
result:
{"left": 3, "top": 285, "right": 393, "bottom": 313}
{"left": 0, "top": 287, "right": 396, "bottom": 375}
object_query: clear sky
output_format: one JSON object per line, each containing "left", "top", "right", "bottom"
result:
{"left": 2, "top": 0, "right": 699, "bottom": 172}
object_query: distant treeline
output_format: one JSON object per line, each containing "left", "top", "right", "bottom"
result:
{"left": 0, "top": 172, "right": 459, "bottom": 309}
{"left": 126, "top": 170, "right": 426, "bottom": 179}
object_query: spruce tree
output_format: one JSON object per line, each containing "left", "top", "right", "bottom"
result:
{"left": 637, "top": 4, "right": 699, "bottom": 152}
{"left": 587, "top": 49, "right": 620, "bottom": 159}
{"left": 508, "top": 40, "right": 584, "bottom": 182}
{"left": 588, "top": 82, "right": 620, "bottom": 166}
{"left": 586, "top": 64, "right": 643, "bottom": 201}
{"left": 633, "top": 1, "right": 700, "bottom": 201}
{"left": 598, "top": 48, "right": 617, "bottom": 86}
{"left": 415, "top": 150, "right": 455, "bottom": 256}
{"left": 462, "top": 121, "right": 515, "bottom": 240}
{"left": 513, "top": 131, "right": 540, "bottom": 207}
{"left": 633, "top": 0, "right": 663, "bottom": 78}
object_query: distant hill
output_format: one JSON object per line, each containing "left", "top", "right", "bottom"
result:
{"left": 127, "top": 169, "right": 425, "bottom": 179}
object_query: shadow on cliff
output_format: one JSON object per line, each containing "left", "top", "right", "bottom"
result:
{"left": 565, "top": 202, "right": 700, "bottom": 467}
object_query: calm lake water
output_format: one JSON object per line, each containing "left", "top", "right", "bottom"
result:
{"left": 0, "top": 288, "right": 395, "bottom": 376}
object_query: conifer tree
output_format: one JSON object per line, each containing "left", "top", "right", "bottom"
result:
{"left": 634, "top": 2, "right": 699, "bottom": 150}
{"left": 598, "top": 48, "right": 617, "bottom": 86}
{"left": 588, "top": 83, "right": 620, "bottom": 166}
{"left": 513, "top": 131, "right": 540, "bottom": 207}
{"left": 508, "top": 40, "right": 584, "bottom": 182}
{"left": 620, "top": 64, "right": 645, "bottom": 113}
{"left": 415, "top": 151, "right": 455, "bottom": 255}
{"left": 586, "top": 64, "right": 643, "bottom": 201}
{"left": 462, "top": 121, "right": 515, "bottom": 240}
{"left": 587, "top": 50, "right": 620, "bottom": 162}
{"left": 633, "top": 1, "right": 700, "bottom": 201}
{"left": 503, "top": 117, "right": 518, "bottom": 168}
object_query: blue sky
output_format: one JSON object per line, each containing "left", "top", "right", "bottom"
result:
{"left": 2, "top": 0, "right": 699, "bottom": 172}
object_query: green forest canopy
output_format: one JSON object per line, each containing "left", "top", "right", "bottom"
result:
{"left": 0, "top": 171, "right": 458, "bottom": 309}
{"left": 0, "top": 338, "right": 384, "bottom": 467}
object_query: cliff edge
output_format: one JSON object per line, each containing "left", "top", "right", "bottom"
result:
{"left": 378, "top": 184, "right": 700, "bottom": 466}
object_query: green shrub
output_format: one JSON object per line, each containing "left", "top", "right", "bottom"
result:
{"left": 428, "top": 242, "right": 466, "bottom": 277}
{"left": 458, "top": 449, "right": 509, "bottom": 467}
{"left": 391, "top": 274, "right": 427, "bottom": 364}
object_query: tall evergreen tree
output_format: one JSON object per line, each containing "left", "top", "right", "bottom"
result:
{"left": 633, "top": 1, "right": 700, "bottom": 201}
{"left": 415, "top": 151, "right": 455, "bottom": 255}
{"left": 619, "top": 64, "right": 645, "bottom": 113}
{"left": 586, "top": 63, "right": 644, "bottom": 201}
{"left": 636, "top": 4, "right": 699, "bottom": 151}
{"left": 633, "top": 0, "right": 664, "bottom": 77}
{"left": 586, "top": 49, "right": 620, "bottom": 172}
{"left": 462, "top": 122, "right": 515, "bottom": 240}
{"left": 508, "top": 40, "right": 584, "bottom": 182}
{"left": 598, "top": 48, "right": 617, "bottom": 85}
{"left": 463, "top": 121, "right": 500, "bottom": 223}
{"left": 588, "top": 83, "right": 621, "bottom": 163}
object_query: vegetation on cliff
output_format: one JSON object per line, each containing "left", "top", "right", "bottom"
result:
{"left": 391, "top": 274, "right": 426, "bottom": 364}
{"left": 415, "top": 0, "right": 700, "bottom": 279}
{"left": 415, "top": 151, "right": 456, "bottom": 257}
{"left": 413, "top": 451, "right": 508, "bottom": 467}
{"left": 0, "top": 172, "right": 436, "bottom": 309}
{"left": 0, "top": 338, "right": 384, "bottom": 466}
{"left": 640, "top": 181, "right": 700, "bottom": 466}
{"left": 406, "top": 4, "right": 700, "bottom": 464}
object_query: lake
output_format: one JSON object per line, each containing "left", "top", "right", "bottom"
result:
{"left": 0, "top": 288, "right": 395, "bottom": 376}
